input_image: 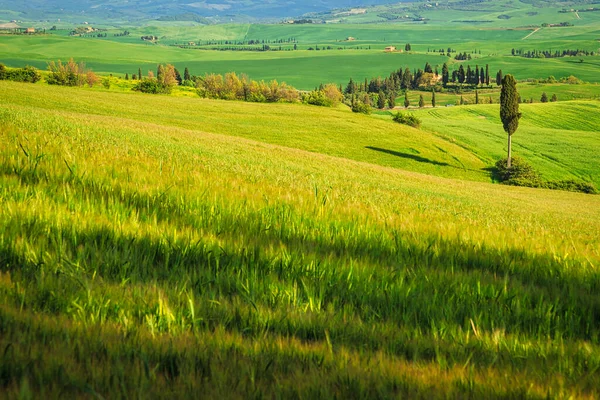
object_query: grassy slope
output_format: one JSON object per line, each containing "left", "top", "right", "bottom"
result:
{"left": 412, "top": 101, "right": 600, "bottom": 186}
{"left": 1, "top": 81, "right": 600, "bottom": 397}
{"left": 0, "top": 81, "right": 488, "bottom": 182}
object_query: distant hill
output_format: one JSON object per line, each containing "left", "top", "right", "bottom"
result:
{"left": 0, "top": 0, "right": 417, "bottom": 23}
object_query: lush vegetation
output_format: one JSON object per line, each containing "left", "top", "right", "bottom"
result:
{"left": 1, "top": 1, "right": 599, "bottom": 396}
{"left": 1, "top": 80, "right": 600, "bottom": 398}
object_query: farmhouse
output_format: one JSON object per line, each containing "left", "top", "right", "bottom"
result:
{"left": 25, "top": 27, "right": 35, "bottom": 34}
{"left": 384, "top": 46, "right": 396, "bottom": 52}
{"left": 346, "top": 36, "right": 356, "bottom": 41}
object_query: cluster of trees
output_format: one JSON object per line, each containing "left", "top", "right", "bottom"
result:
{"left": 0, "top": 63, "right": 41, "bottom": 83}
{"left": 512, "top": 48, "right": 595, "bottom": 58}
{"left": 448, "top": 64, "right": 492, "bottom": 86}
{"left": 454, "top": 52, "right": 473, "bottom": 61}
{"left": 133, "top": 64, "right": 178, "bottom": 94}
{"left": 46, "top": 59, "right": 99, "bottom": 87}
{"left": 194, "top": 71, "right": 343, "bottom": 107}
{"left": 114, "top": 30, "right": 130, "bottom": 37}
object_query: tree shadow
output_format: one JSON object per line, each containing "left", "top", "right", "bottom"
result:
{"left": 365, "top": 146, "right": 450, "bottom": 166}
{"left": 482, "top": 165, "right": 502, "bottom": 182}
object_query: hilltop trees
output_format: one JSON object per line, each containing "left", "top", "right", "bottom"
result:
{"left": 500, "top": 74, "right": 521, "bottom": 168}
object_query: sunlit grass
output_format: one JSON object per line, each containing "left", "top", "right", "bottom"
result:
{"left": 1, "top": 81, "right": 599, "bottom": 397}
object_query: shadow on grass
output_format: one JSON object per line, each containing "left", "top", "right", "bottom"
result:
{"left": 365, "top": 146, "right": 450, "bottom": 166}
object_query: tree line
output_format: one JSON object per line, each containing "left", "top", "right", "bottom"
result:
{"left": 512, "top": 48, "right": 595, "bottom": 58}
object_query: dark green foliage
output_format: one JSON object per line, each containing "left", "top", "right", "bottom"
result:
{"left": 475, "top": 90, "right": 479, "bottom": 104}
{"left": 351, "top": 100, "right": 371, "bottom": 114}
{"left": 133, "top": 78, "right": 166, "bottom": 94}
{"left": 392, "top": 112, "right": 421, "bottom": 128}
{"left": 184, "top": 67, "right": 191, "bottom": 81}
{"left": 551, "top": 94, "right": 558, "bottom": 102}
{"left": 496, "top": 70, "right": 503, "bottom": 86}
{"left": 377, "top": 90, "right": 386, "bottom": 109}
{"left": 494, "top": 157, "right": 542, "bottom": 187}
{"left": 441, "top": 63, "right": 449, "bottom": 86}
{"left": 0, "top": 64, "right": 41, "bottom": 83}
{"left": 418, "top": 94, "right": 424, "bottom": 108}
{"left": 540, "top": 92, "right": 548, "bottom": 103}
{"left": 500, "top": 74, "right": 521, "bottom": 136}
{"left": 495, "top": 157, "right": 597, "bottom": 194}
{"left": 545, "top": 179, "right": 597, "bottom": 194}
{"left": 404, "top": 92, "right": 410, "bottom": 108}
{"left": 387, "top": 93, "right": 396, "bottom": 109}
{"left": 431, "top": 90, "right": 436, "bottom": 108}
{"left": 304, "top": 90, "right": 333, "bottom": 106}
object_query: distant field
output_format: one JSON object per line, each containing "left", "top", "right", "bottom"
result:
{"left": 2, "top": 21, "right": 600, "bottom": 88}
{"left": 1, "top": 80, "right": 600, "bottom": 398}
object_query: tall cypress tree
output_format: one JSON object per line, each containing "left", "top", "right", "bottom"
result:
{"left": 138, "top": 67, "right": 142, "bottom": 80}
{"left": 496, "top": 69, "right": 503, "bottom": 86}
{"left": 442, "top": 63, "right": 449, "bottom": 86}
{"left": 485, "top": 64, "right": 490, "bottom": 85}
{"left": 378, "top": 90, "right": 386, "bottom": 109}
{"left": 419, "top": 94, "right": 424, "bottom": 108}
{"left": 475, "top": 89, "right": 479, "bottom": 104}
{"left": 480, "top": 69, "right": 485, "bottom": 87}
{"left": 404, "top": 91, "right": 410, "bottom": 108}
{"left": 184, "top": 67, "right": 191, "bottom": 81}
{"left": 500, "top": 74, "right": 521, "bottom": 168}
{"left": 458, "top": 65, "right": 466, "bottom": 84}
{"left": 431, "top": 89, "right": 436, "bottom": 108}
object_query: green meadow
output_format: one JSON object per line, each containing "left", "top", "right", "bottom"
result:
{"left": 1, "top": 80, "right": 600, "bottom": 397}
{"left": 2, "top": 20, "right": 600, "bottom": 88}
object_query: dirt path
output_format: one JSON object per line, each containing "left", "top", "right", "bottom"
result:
{"left": 521, "top": 27, "right": 540, "bottom": 40}
{"left": 575, "top": 11, "right": 581, "bottom": 19}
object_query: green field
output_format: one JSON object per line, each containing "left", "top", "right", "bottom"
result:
{"left": 1, "top": 80, "right": 600, "bottom": 397}
{"left": 1, "top": 20, "right": 600, "bottom": 88}
{"left": 2, "top": 1, "right": 600, "bottom": 396}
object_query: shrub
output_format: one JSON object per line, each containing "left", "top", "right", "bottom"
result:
{"left": 392, "top": 112, "right": 421, "bottom": 128}
{"left": 47, "top": 59, "right": 89, "bottom": 86}
{"left": 494, "top": 157, "right": 543, "bottom": 187}
{"left": 0, "top": 64, "right": 41, "bottom": 83}
{"left": 351, "top": 101, "right": 371, "bottom": 114}
{"left": 494, "top": 157, "right": 597, "bottom": 194}
{"left": 132, "top": 78, "right": 164, "bottom": 94}
{"left": 544, "top": 180, "right": 597, "bottom": 194}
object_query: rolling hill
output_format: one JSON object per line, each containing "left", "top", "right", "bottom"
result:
{"left": 1, "top": 80, "right": 599, "bottom": 397}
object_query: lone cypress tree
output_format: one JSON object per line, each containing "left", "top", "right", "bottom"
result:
{"left": 500, "top": 74, "right": 521, "bottom": 168}
{"left": 475, "top": 89, "right": 479, "bottom": 104}
{"left": 540, "top": 92, "right": 548, "bottom": 103}
{"left": 419, "top": 94, "right": 425, "bottom": 108}
{"left": 551, "top": 93, "right": 558, "bottom": 102}
{"left": 138, "top": 67, "right": 142, "bottom": 80}
{"left": 431, "top": 89, "right": 436, "bottom": 108}
{"left": 404, "top": 91, "right": 410, "bottom": 108}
